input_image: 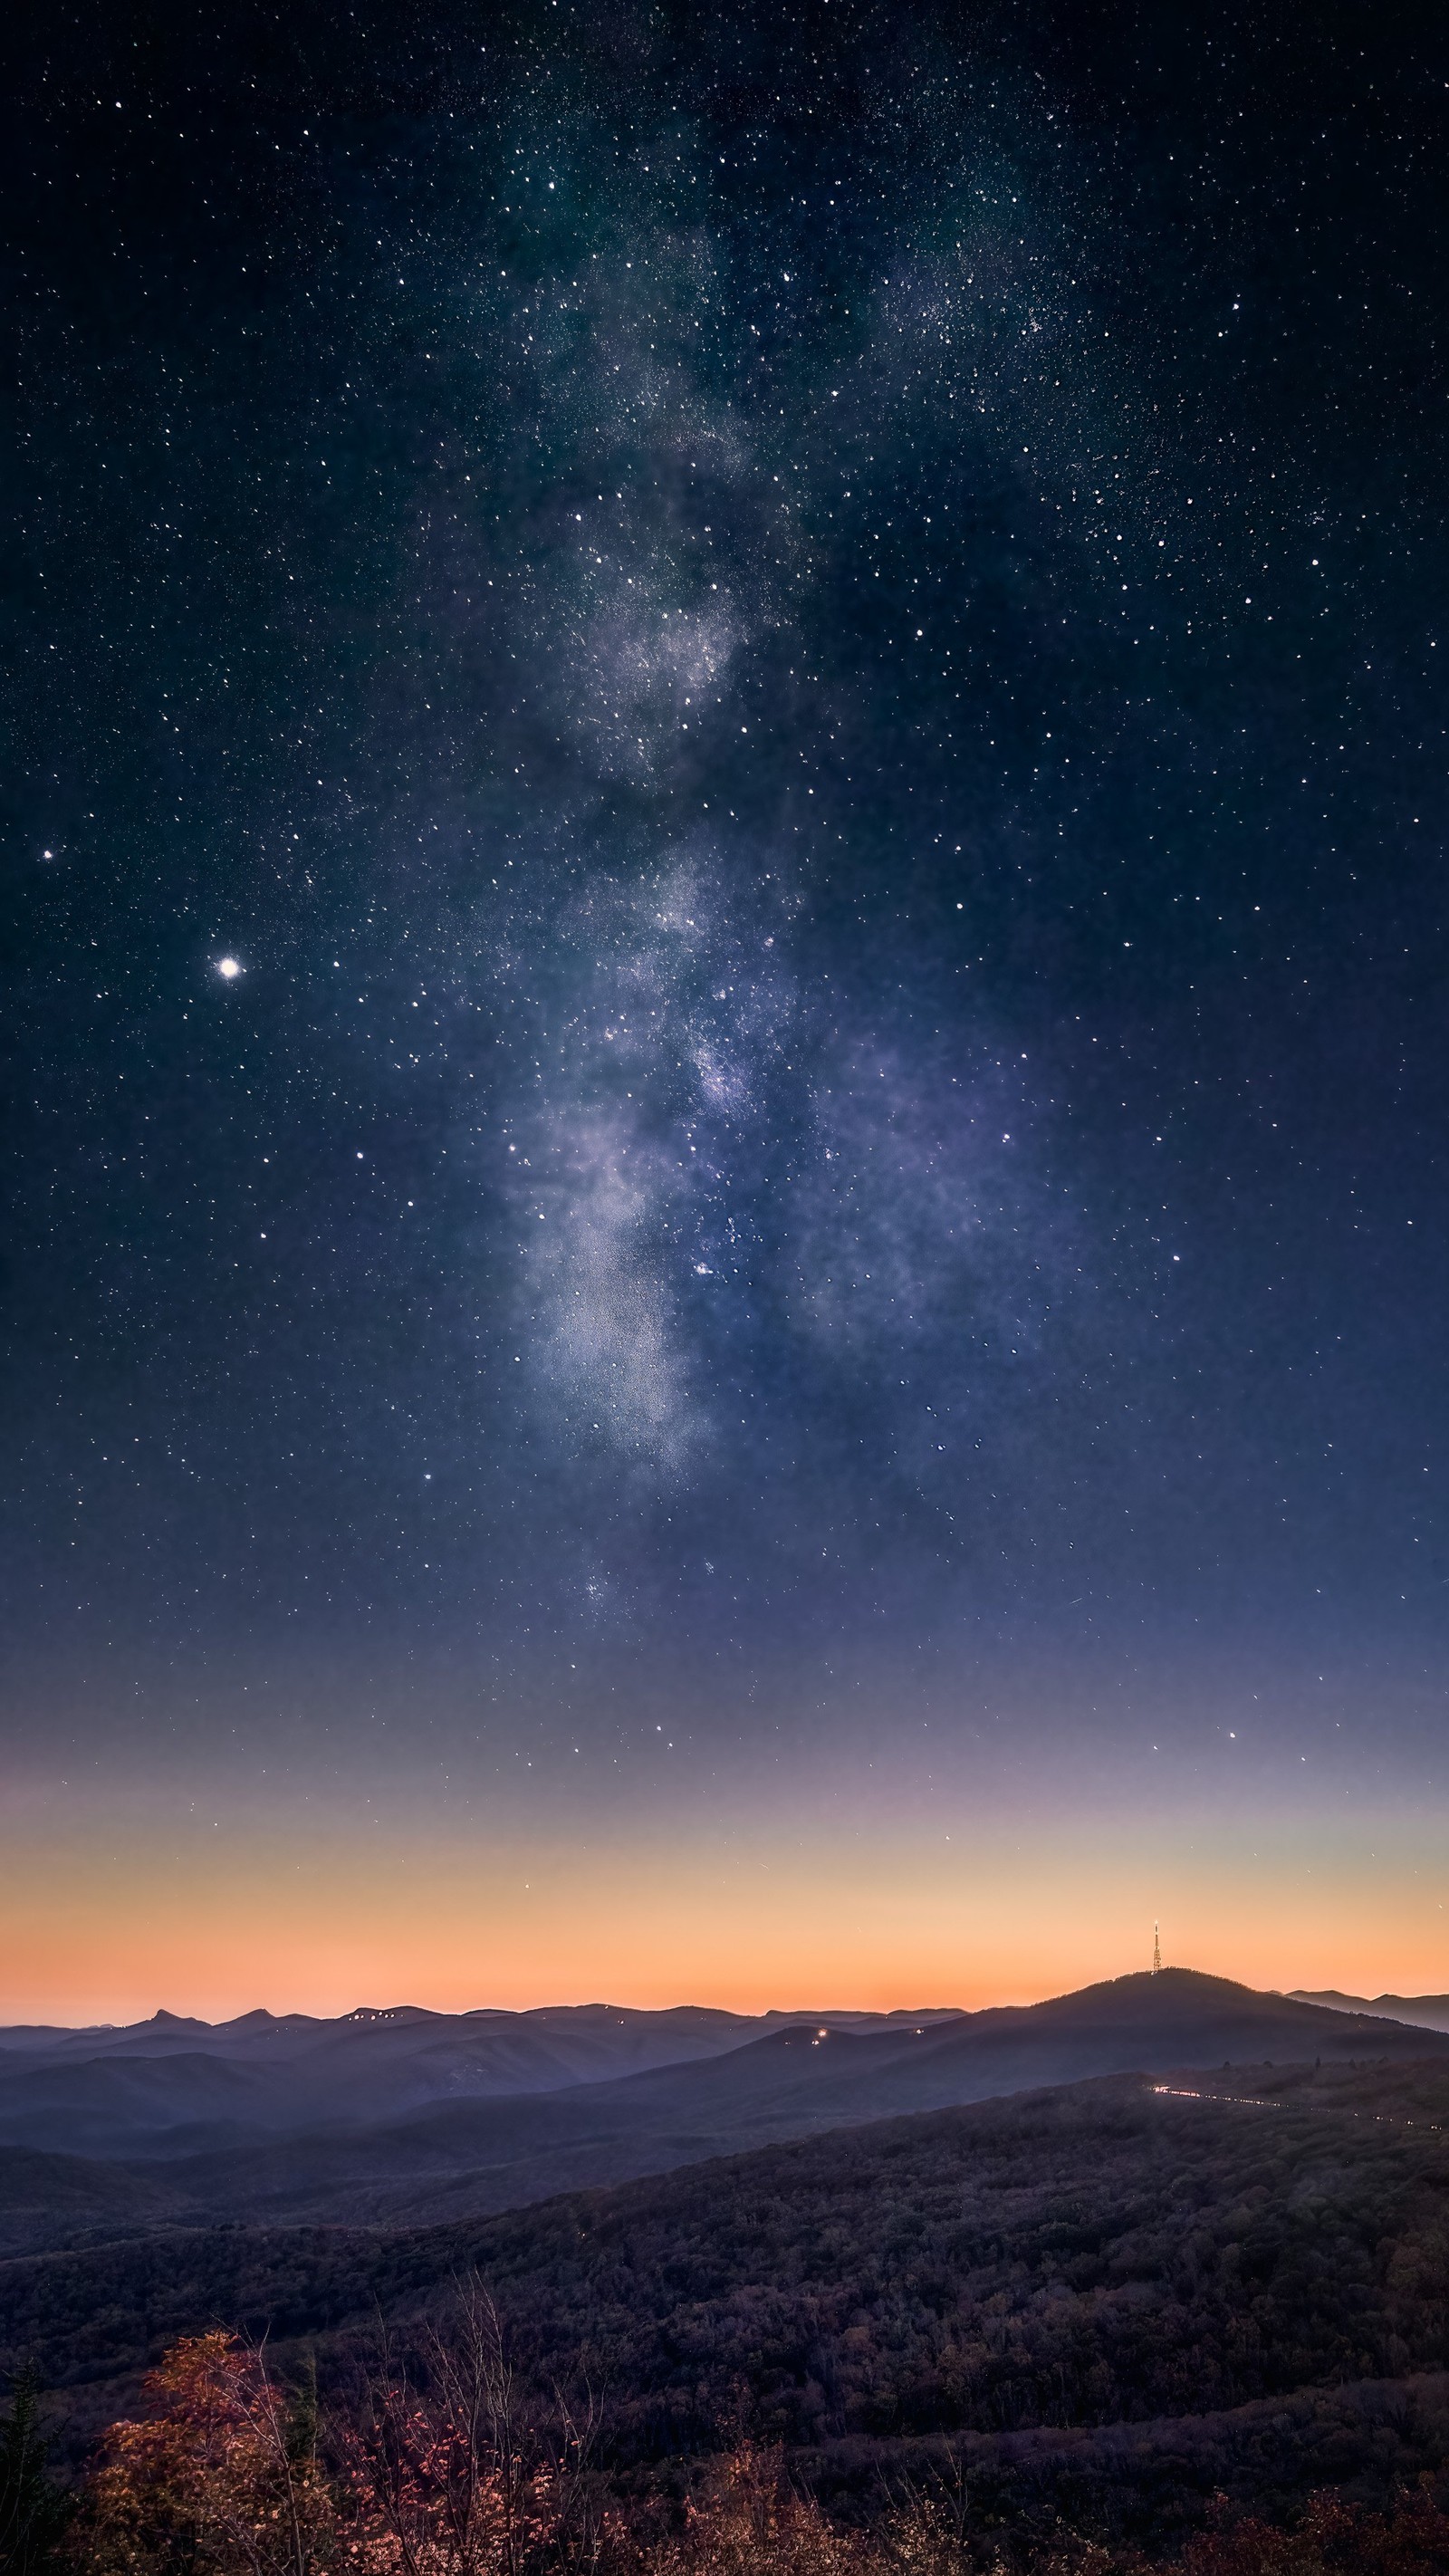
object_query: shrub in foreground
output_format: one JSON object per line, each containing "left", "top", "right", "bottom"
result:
{"left": 45, "top": 2313, "right": 1449, "bottom": 2576}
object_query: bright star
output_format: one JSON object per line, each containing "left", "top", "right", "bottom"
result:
{"left": 216, "top": 956, "right": 242, "bottom": 979}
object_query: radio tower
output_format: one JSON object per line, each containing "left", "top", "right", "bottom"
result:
{"left": 1152, "top": 1922, "right": 1162, "bottom": 1975}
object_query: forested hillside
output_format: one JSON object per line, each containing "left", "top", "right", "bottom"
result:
{"left": 8, "top": 2058, "right": 1449, "bottom": 2550}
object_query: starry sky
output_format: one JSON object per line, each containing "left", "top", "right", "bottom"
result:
{"left": 5, "top": 0, "right": 1447, "bottom": 2020}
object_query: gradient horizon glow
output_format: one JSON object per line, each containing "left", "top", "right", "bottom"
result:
{"left": 5, "top": 0, "right": 1447, "bottom": 2026}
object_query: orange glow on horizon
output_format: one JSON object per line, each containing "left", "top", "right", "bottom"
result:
{"left": 3, "top": 1801, "right": 1447, "bottom": 2025}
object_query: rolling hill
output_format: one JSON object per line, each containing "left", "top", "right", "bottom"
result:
{"left": 1291, "top": 1985, "right": 1449, "bottom": 2034}
{"left": 0, "top": 1968, "right": 1442, "bottom": 2252}
{"left": 0, "top": 1999, "right": 959, "bottom": 2158}
{"left": 9, "top": 2049, "right": 1449, "bottom": 2552}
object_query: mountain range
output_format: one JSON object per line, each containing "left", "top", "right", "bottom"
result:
{"left": 0, "top": 2000, "right": 955, "bottom": 2158}
{"left": 2, "top": 1967, "right": 1444, "bottom": 2257}
{"left": 1289, "top": 1985, "right": 1449, "bottom": 2033}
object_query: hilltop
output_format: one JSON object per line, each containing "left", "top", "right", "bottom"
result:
{"left": 0, "top": 1968, "right": 1440, "bottom": 2254}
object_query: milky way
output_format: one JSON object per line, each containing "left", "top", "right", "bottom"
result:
{"left": 5, "top": 0, "right": 1448, "bottom": 2008}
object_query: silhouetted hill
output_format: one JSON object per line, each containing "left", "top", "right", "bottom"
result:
{"left": 552, "top": 1967, "right": 1443, "bottom": 2143}
{"left": 0, "top": 1968, "right": 1440, "bottom": 2251}
{"left": 0, "top": 1999, "right": 961, "bottom": 2159}
{"left": 1291, "top": 1985, "right": 1449, "bottom": 2034}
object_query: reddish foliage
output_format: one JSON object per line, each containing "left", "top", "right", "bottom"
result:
{"left": 1176, "top": 2483, "right": 1449, "bottom": 2575}
{"left": 648, "top": 2448, "right": 868, "bottom": 2576}
{"left": 72, "top": 2324, "right": 1449, "bottom": 2576}
{"left": 82, "top": 2333, "right": 332, "bottom": 2576}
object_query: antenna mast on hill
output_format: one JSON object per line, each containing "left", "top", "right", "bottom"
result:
{"left": 1152, "top": 1922, "right": 1161, "bottom": 1975}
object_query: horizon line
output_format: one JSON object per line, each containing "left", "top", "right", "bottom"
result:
{"left": 6, "top": 1966, "right": 1416, "bottom": 2036}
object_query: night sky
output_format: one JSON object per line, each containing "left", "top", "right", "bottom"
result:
{"left": 5, "top": 0, "right": 1447, "bottom": 2017}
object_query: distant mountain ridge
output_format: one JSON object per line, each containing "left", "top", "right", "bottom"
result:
{"left": 0, "top": 1999, "right": 960, "bottom": 2059}
{"left": 0, "top": 2000, "right": 963, "bottom": 2158}
{"left": 1290, "top": 1987, "right": 1449, "bottom": 2034}
{"left": 0, "top": 1967, "right": 1444, "bottom": 2257}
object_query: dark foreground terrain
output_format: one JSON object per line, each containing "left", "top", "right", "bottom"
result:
{"left": 9, "top": 2050, "right": 1449, "bottom": 2556}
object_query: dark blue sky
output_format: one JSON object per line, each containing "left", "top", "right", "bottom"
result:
{"left": 3, "top": 0, "right": 1446, "bottom": 2010}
